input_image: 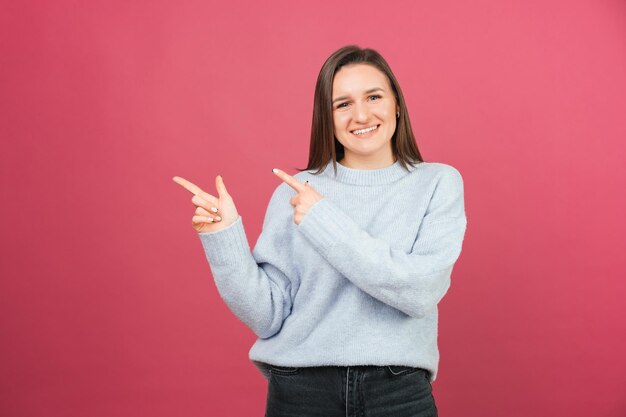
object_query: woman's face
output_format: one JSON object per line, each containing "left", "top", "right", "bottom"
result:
{"left": 332, "top": 63, "right": 399, "bottom": 167}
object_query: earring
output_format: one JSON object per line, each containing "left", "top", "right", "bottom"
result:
{"left": 396, "top": 111, "right": 400, "bottom": 118}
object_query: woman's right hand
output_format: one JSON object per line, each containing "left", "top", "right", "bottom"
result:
{"left": 172, "top": 175, "right": 240, "bottom": 234}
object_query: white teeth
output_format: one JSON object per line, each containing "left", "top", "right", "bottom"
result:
{"left": 352, "top": 125, "right": 378, "bottom": 135}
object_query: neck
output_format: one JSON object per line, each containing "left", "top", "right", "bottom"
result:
{"left": 338, "top": 154, "right": 397, "bottom": 170}
{"left": 324, "top": 158, "right": 414, "bottom": 186}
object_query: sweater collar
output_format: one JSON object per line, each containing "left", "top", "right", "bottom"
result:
{"left": 321, "top": 159, "right": 416, "bottom": 186}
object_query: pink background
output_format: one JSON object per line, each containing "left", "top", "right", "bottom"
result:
{"left": 1, "top": 0, "right": 625, "bottom": 416}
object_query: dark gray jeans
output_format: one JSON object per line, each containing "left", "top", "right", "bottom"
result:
{"left": 263, "top": 364, "right": 438, "bottom": 417}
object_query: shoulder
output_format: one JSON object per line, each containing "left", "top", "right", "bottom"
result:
{"left": 415, "top": 162, "right": 464, "bottom": 188}
{"left": 411, "top": 162, "right": 466, "bottom": 221}
{"left": 409, "top": 163, "right": 465, "bottom": 215}
{"left": 293, "top": 168, "right": 320, "bottom": 181}
{"left": 260, "top": 182, "right": 296, "bottom": 230}
{"left": 416, "top": 161, "right": 462, "bottom": 177}
{"left": 267, "top": 182, "right": 294, "bottom": 210}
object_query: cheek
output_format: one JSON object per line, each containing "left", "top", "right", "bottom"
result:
{"left": 333, "top": 114, "right": 349, "bottom": 131}
{"left": 379, "top": 106, "right": 394, "bottom": 120}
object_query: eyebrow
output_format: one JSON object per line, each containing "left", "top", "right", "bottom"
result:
{"left": 332, "top": 87, "right": 385, "bottom": 104}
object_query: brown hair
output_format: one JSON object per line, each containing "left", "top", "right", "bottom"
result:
{"left": 296, "top": 45, "right": 424, "bottom": 175}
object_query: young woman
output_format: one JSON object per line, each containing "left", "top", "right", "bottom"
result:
{"left": 173, "top": 45, "right": 467, "bottom": 417}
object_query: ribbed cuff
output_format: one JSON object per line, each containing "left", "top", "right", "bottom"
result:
{"left": 197, "top": 216, "right": 251, "bottom": 266}
{"left": 297, "top": 198, "right": 356, "bottom": 256}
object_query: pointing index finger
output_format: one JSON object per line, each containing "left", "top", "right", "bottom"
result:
{"left": 172, "top": 177, "right": 206, "bottom": 197}
{"left": 272, "top": 168, "right": 305, "bottom": 192}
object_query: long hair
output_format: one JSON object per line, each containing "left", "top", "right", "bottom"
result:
{"left": 296, "top": 45, "right": 424, "bottom": 175}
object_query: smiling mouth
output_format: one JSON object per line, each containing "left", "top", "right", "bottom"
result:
{"left": 351, "top": 124, "right": 380, "bottom": 135}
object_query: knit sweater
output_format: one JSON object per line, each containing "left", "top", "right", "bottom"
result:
{"left": 197, "top": 159, "right": 467, "bottom": 383}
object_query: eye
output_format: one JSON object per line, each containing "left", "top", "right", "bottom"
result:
{"left": 369, "top": 94, "right": 382, "bottom": 101}
{"left": 336, "top": 102, "right": 348, "bottom": 109}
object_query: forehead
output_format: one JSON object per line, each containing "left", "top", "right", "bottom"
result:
{"left": 332, "top": 64, "right": 390, "bottom": 94}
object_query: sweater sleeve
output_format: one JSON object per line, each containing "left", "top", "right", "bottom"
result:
{"left": 296, "top": 167, "right": 467, "bottom": 318}
{"left": 197, "top": 185, "right": 296, "bottom": 338}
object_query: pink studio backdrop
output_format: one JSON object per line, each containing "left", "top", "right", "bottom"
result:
{"left": 1, "top": 1, "right": 625, "bottom": 416}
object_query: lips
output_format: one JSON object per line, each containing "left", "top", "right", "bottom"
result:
{"left": 351, "top": 124, "right": 380, "bottom": 136}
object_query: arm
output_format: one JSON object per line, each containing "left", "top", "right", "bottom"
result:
{"left": 198, "top": 185, "right": 295, "bottom": 338}
{"left": 296, "top": 167, "right": 467, "bottom": 318}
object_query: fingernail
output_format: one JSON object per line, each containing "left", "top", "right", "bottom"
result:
{"left": 215, "top": 216, "right": 222, "bottom": 221}
{"left": 272, "top": 168, "right": 277, "bottom": 173}
{"left": 211, "top": 207, "right": 218, "bottom": 213}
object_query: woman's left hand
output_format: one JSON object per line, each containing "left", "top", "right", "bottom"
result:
{"left": 272, "top": 168, "right": 324, "bottom": 225}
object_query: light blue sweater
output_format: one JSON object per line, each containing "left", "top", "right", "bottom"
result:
{"left": 198, "top": 159, "right": 467, "bottom": 383}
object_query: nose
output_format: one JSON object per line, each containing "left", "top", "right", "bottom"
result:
{"left": 353, "top": 101, "right": 371, "bottom": 122}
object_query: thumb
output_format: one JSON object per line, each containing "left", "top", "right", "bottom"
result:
{"left": 215, "top": 175, "right": 229, "bottom": 198}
